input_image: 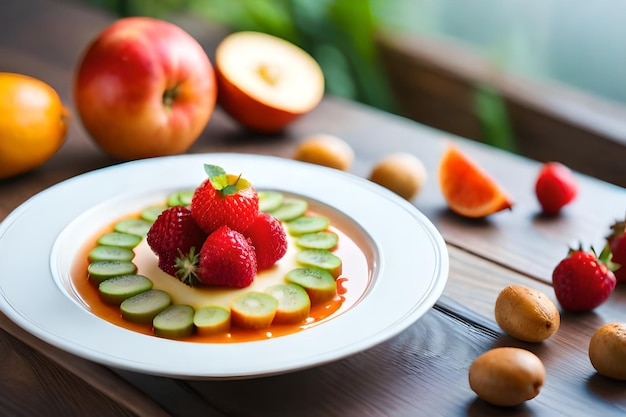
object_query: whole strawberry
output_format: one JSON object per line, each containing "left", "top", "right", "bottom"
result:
{"left": 197, "top": 225, "right": 257, "bottom": 288}
{"left": 606, "top": 217, "right": 626, "bottom": 282}
{"left": 535, "top": 162, "right": 578, "bottom": 215}
{"left": 244, "top": 212, "right": 288, "bottom": 270}
{"left": 552, "top": 246, "right": 617, "bottom": 312}
{"left": 146, "top": 206, "right": 207, "bottom": 282}
{"left": 191, "top": 164, "right": 259, "bottom": 234}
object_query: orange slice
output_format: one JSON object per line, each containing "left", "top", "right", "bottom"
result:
{"left": 438, "top": 145, "right": 513, "bottom": 218}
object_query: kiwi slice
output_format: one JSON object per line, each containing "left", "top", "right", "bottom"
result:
{"left": 296, "top": 249, "right": 342, "bottom": 278}
{"left": 114, "top": 218, "right": 152, "bottom": 237}
{"left": 193, "top": 306, "right": 231, "bottom": 336}
{"left": 88, "top": 245, "right": 135, "bottom": 262}
{"left": 258, "top": 191, "right": 284, "bottom": 212}
{"left": 268, "top": 198, "right": 308, "bottom": 222}
{"left": 265, "top": 284, "right": 311, "bottom": 325}
{"left": 140, "top": 205, "right": 166, "bottom": 222}
{"left": 295, "top": 231, "right": 339, "bottom": 250}
{"left": 285, "top": 267, "right": 337, "bottom": 305}
{"left": 153, "top": 304, "right": 196, "bottom": 339}
{"left": 120, "top": 289, "right": 172, "bottom": 324}
{"left": 286, "top": 215, "right": 330, "bottom": 236}
{"left": 167, "top": 190, "right": 194, "bottom": 207}
{"left": 97, "top": 232, "right": 142, "bottom": 249}
{"left": 98, "top": 274, "right": 153, "bottom": 305}
{"left": 230, "top": 292, "right": 279, "bottom": 330}
{"left": 87, "top": 261, "right": 138, "bottom": 284}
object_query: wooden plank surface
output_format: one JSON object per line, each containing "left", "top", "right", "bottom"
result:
{"left": 1, "top": 1, "right": 625, "bottom": 416}
{"left": 111, "top": 246, "right": 626, "bottom": 417}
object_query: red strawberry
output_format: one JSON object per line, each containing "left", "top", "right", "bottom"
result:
{"left": 552, "top": 246, "right": 617, "bottom": 312}
{"left": 607, "top": 217, "right": 626, "bottom": 282}
{"left": 535, "top": 162, "right": 578, "bottom": 215}
{"left": 196, "top": 225, "right": 257, "bottom": 288}
{"left": 191, "top": 164, "right": 259, "bottom": 234}
{"left": 146, "top": 206, "right": 207, "bottom": 281}
{"left": 244, "top": 212, "right": 288, "bottom": 270}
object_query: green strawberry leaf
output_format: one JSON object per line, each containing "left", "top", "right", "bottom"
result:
{"left": 174, "top": 246, "right": 201, "bottom": 287}
{"left": 598, "top": 243, "right": 620, "bottom": 272}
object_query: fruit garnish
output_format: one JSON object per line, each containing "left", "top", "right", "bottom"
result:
{"left": 84, "top": 181, "right": 349, "bottom": 340}
{"left": 285, "top": 267, "right": 337, "bottom": 304}
{"left": 230, "top": 292, "right": 279, "bottom": 329}
{"left": 258, "top": 191, "right": 284, "bottom": 212}
{"left": 285, "top": 215, "right": 330, "bottom": 236}
{"left": 197, "top": 225, "right": 258, "bottom": 288}
{"left": 296, "top": 249, "right": 342, "bottom": 279}
{"left": 140, "top": 205, "right": 167, "bottom": 222}
{"left": 98, "top": 274, "right": 153, "bottom": 305}
{"left": 153, "top": 304, "right": 195, "bottom": 339}
{"left": 191, "top": 164, "right": 259, "bottom": 234}
{"left": 243, "top": 211, "right": 288, "bottom": 271}
{"left": 146, "top": 206, "right": 207, "bottom": 279}
{"left": 606, "top": 216, "right": 626, "bottom": 282}
{"left": 438, "top": 144, "right": 513, "bottom": 218}
{"left": 267, "top": 198, "right": 308, "bottom": 221}
{"left": 552, "top": 245, "right": 618, "bottom": 312}
{"left": 97, "top": 231, "right": 142, "bottom": 249}
{"left": 120, "top": 289, "right": 172, "bottom": 324}
{"left": 265, "top": 284, "right": 311, "bottom": 324}
{"left": 193, "top": 306, "right": 231, "bottom": 335}
{"left": 114, "top": 218, "right": 152, "bottom": 237}
{"left": 295, "top": 231, "right": 339, "bottom": 250}
{"left": 534, "top": 162, "right": 578, "bottom": 215}
{"left": 88, "top": 260, "right": 137, "bottom": 284}
{"left": 167, "top": 190, "right": 194, "bottom": 207}
{"left": 88, "top": 245, "right": 135, "bottom": 263}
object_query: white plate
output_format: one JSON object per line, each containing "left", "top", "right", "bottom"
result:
{"left": 0, "top": 153, "right": 448, "bottom": 380}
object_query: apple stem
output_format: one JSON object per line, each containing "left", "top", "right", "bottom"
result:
{"left": 162, "top": 84, "right": 179, "bottom": 108}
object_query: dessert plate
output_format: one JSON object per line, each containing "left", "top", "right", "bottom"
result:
{"left": 0, "top": 153, "right": 448, "bottom": 380}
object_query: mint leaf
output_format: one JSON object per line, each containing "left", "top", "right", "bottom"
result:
{"left": 204, "top": 164, "right": 229, "bottom": 191}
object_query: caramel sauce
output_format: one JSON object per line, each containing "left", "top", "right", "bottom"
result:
{"left": 70, "top": 204, "right": 372, "bottom": 344}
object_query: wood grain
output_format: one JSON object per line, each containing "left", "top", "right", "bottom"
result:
{"left": 161, "top": 247, "right": 626, "bottom": 417}
{"left": 0, "top": 327, "right": 138, "bottom": 417}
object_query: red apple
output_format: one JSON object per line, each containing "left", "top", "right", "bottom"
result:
{"left": 215, "top": 31, "right": 324, "bottom": 133}
{"left": 73, "top": 17, "right": 217, "bottom": 159}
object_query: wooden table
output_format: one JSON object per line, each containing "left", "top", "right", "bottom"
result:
{"left": 1, "top": 1, "right": 625, "bottom": 416}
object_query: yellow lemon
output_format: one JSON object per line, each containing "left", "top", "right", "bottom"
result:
{"left": 0, "top": 72, "right": 69, "bottom": 179}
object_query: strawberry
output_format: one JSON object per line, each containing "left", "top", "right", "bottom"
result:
{"left": 191, "top": 164, "right": 259, "bottom": 234}
{"left": 535, "top": 162, "right": 578, "bottom": 215}
{"left": 196, "top": 225, "right": 257, "bottom": 288}
{"left": 146, "top": 206, "right": 207, "bottom": 281}
{"left": 606, "top": 217, "right": 626, "bottom": 282}
{"left": 552, "top": 246, "right": 617, "bottom": 312}
{"left": 244, "top": 212, "right": 288, "bottom": 270}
